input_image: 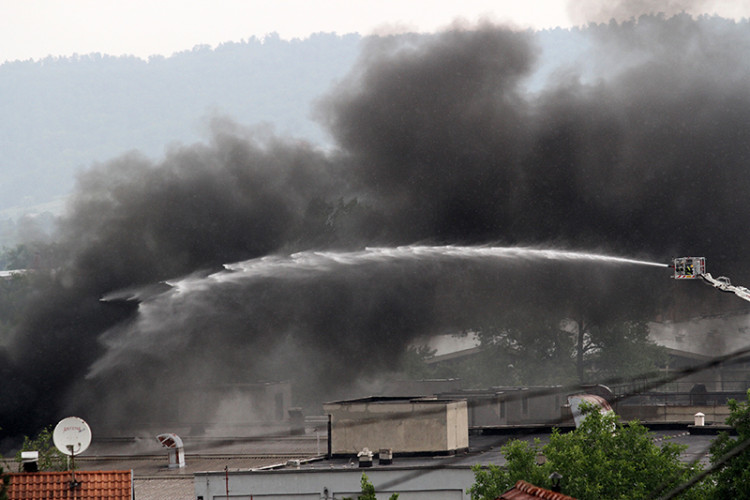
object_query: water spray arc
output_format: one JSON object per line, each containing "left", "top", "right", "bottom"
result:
{"left": 214, "top": 245, "right": 667, "bottom": 283}
{"left": 92, "top": 244, "right": 666, "bottom": 385}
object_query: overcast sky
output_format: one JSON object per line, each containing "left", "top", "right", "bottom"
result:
{"left": 2, "top": 0, "right": 749, "bottom": 64}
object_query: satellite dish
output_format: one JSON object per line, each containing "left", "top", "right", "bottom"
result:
{"left": 53, "top": 416, "right": 92, "bottom": 456}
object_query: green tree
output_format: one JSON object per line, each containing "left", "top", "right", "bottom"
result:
{"left": 587, "top": 320, "right": 666, "bottom": 381}
{"left": 0, "top": 455, "right": 10, "bottom": 500}
{"left": 400, "top": 344, "right": 441, "bottom": 380}
{"left": 468, "top": 404, "right": 709, "bottom": 500}
{"left": 15, "top": 426, "right": 67, "bottom": 472}
{"left": 555, "top": 269, "right": 667, "bottom": 384}
{"left": 0, "top": 241, "right": 62, "bottom": 270}
{"left": 708, "top": 389, "right": 750, "bottom": 498}
{"left": 0, "top": 427, "right": 8, "bottom": 500}
{"left": 0, "top": 463, "right": 9, "bottom": 500}
{"left": 468, "top": 439, "right": 548, "bottom": 499}
{"left": 358, "top": 473, "right": 377, "bottom": 500}
{"left": 346, "top": 473, "right": 399, "bottom": 500}
{"left": 463, "top": 310, "right": 665, "bottom": 388}
{"left": 472, "top": 315, "right": 577, "bottom": 387}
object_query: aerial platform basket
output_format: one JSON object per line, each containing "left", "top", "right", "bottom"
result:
{"left": 671, "top": 256, "right": 706, "bottom": 279}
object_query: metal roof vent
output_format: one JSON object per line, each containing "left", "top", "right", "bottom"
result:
{"left": 378, "top": 448, "right": 392, "bottom": 465}
{"left": 156, "top": 433, "right": 185, "bottom": 468}
{"left": 357, "top": 447, "right": 373, "bottom": 468}
{"left": 21, "top": 451, "right": 39, "bottom": 473}
{"left": 567, "top": 394, "right": 613, "bottom": 428}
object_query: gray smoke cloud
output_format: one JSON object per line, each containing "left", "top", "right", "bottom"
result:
{"left": 3, "top": 14, "right": 750, "bottom": 439}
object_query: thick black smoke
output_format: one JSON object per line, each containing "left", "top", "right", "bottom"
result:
{"left": 320, "top": 17, "right": 750, "bottom": 261}
{"left": 3, "top": 14, "right": 750, "bottom": 440}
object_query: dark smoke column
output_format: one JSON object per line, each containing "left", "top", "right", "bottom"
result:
{"left": 4, "top": 15, "right": 750, "bottom": 440}
{"left": 0, "top": 130, "right": 340, "bottom": 440}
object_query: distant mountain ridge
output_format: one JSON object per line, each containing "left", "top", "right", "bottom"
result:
{"left": 0, "top": 33, "right": 363, "bottom": 214}
{"left": 0, "top": 26, "right": 599, "bottom": 222}
{"left": 6, "top": 16, "right": 742, "bottom": 232}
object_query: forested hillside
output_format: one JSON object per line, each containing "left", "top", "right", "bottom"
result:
{"left": 0, "top": 32, "right": 361, "bottom": 217}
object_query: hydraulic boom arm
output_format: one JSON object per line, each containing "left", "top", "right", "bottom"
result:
{"left": 699, "top": 273, "right": 750, "bottom": 303}
{"left": 671, "top": 257, "right": 750, "bottom": 304}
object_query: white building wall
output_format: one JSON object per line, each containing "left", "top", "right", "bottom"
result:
{"left": 195, "top": 466, "right": 473, "bottom": 500}
{"left": 323, "top": 399, "right": 469, "bottom": 455}
{"left": 446, "top": 401, "right": 469, "bottom": 451}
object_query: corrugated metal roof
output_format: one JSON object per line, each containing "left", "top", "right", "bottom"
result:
{"left": 499, "top": 480, "right": 576, "bottom": 500}
{"left": 7, "top": 470, "right": 132, "bottom": 500}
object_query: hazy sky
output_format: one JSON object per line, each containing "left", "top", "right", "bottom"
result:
{"left": 2, "top": 0, "right": 748, "bottom": 64}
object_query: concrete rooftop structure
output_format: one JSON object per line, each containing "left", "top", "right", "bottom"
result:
{"left": 1, "top": 426, "right": 719, "bottom": 500}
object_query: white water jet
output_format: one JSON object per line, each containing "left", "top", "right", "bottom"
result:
{"left": 195, "top": 245, "right": 666, "bottom": 289}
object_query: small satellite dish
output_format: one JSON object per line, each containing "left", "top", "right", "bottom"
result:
{"left": 53, "top": 416, "right": 92, "bottom": 456}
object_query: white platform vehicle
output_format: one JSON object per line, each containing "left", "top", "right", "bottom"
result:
{"left": 670, "top": 256, "right": 750, "bottom": 303}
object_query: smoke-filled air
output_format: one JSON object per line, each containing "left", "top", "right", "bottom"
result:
{"left": 4, "top": 13, "right": 750, "bottom": 440}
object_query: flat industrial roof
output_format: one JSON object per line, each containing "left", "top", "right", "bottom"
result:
{"left": 0, "top": 425, "right": 719, "bottom": 500}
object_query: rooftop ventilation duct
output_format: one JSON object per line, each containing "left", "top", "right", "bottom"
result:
{"left": 378, "top": 449, "right": 392, "bottom": 465}
{"left": 357, "top": 448, "right": 373, "bottom": 468}
{"left": 567, "top": 394, "right": 613, "bottom": 428}
{"left": 156, "top": 433, "right": 185, "bottom": 468}
{"left": 21, "top": 451, "right": 39, "bottom": 473}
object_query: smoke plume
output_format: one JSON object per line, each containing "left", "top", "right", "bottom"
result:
{"left": 3, "top": 14, "right": 750, "bottom": 439}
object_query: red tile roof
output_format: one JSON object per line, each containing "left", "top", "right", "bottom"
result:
{"left": 499, "top": 480, "right": 576, "bottom": 500}
{"left": 7, "top": 470, "right": 132, "bottom": 500}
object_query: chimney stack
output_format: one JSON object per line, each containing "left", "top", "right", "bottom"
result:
{"left": 21, "top": 451, "right": 39, "bottom": 473}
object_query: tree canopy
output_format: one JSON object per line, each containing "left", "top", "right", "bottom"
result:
{"left": 468, "top": 404, "right": 709, "bottom": 500}
{"left": 0, "top": 463, "right": 8, "bottom": 500}
{"left": 14, "top": 426, "right": 67, "bottom": 472}
{"left": 707, "top": 389, "right": 750, "bottom": 498}
{"left": 345, "top": 473, "right": 398, "bottom": 500}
